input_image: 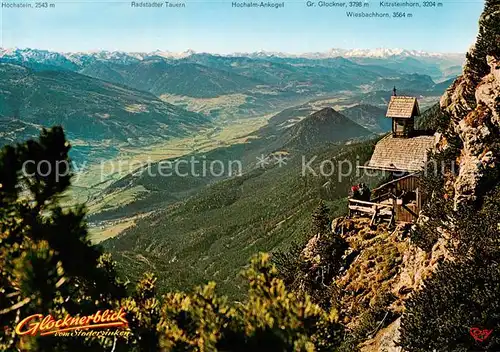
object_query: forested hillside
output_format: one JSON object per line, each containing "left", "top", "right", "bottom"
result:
{"left": 0, "top": 63, "right": 209, "bottom": 145}
{"left": 102, "top": 139, "right": 381, "bottom": 296}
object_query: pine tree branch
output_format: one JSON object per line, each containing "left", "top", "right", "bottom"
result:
{"left": 0, "top": 297, "right": 31, "bottom": 315}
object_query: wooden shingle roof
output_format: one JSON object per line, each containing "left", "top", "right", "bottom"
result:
{"left": 386, "top": 96, "right": 420, "bottom": 118}
{"left": 368, "top": 134, "right": 436, "bottom": 172}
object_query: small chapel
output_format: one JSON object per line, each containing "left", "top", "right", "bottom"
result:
{"left": 349, "top": 87, "right": 437, "bottom": 224}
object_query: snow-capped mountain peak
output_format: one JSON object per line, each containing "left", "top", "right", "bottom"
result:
{"left": 301, "top": 48, "right": 456, "bottom": 59}
{"left": 150, "top": 49, "right": 196, "bottom": 59}
{"left": 0, "top": 47, "right": 463, "bottom": 67}
{"left": 226, "top": 47, "right": 460, "bottom": 59}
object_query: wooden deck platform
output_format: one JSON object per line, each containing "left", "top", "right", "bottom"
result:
{"left": 348, "top": 198, "right": 394, "bottom": 226}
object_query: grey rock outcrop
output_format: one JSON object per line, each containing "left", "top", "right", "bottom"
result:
{"left": 438, "top": 0, "right": 500, "bottom": 207}
{"left": 440, "top": 55, "right": 500, "bottom": 206}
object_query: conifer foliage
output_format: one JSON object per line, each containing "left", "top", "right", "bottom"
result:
{"left": 400, "top": 257, "right": 500, "bottom": 351}
{"left": 0, "top": 127, "right": 126, "bottom": 351}
{"left": 159, "top": 254, "right": 343, "bottom": 351}
{"left": 312, "top": 200, "right": 331, "bottom": 236}
{"left": 401, "top": 185, "right": 500, "bottom": 351}
{"left": 274, "top": 201, "right": 347, "bottom": 309}
{"left": 465, "top": 0, "right": 500, "bottom": 80}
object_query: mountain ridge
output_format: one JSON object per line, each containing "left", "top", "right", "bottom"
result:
{"left": 0, "top": 63, "right": 210, "bottom": 148}
{"left": 0, "top": 47, "right": 464, "bottom": 61}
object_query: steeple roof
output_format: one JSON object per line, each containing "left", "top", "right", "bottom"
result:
{"left": 386, "top": 96, "right": 420, "bottom": 118}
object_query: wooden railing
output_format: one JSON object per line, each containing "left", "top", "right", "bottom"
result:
{"left": 348, "top": 198, "right": 394, "bottom": 225}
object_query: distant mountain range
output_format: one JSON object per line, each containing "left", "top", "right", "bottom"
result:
{"left": 0, "top": 48, "right": 463, "bottom": 82}
{"left": 0, "top": 49, "right": 462, "bottom": 102}
{"left": 233, "top": 48, "right": 464, "bottom": 59}
{"left": 0, "top": 47, "right": 463, "bottom": 61}
{"left": 80, "top": 59, "right": 263, "bottom": 98}
{"left": 0, "top": 47, "right": 459, "bottom": 160}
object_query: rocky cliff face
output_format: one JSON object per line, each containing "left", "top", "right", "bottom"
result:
{"left": 332, "top": 218, "right": 449, "bottom": 323}
{"left": 439, "top": 0, "right": 500, "bottom": 206}
{"left": 299, "top": 216, "right": 449, "bottom": 351}
{"left": 440, "top": 56, "right": 500, "bottom": 206}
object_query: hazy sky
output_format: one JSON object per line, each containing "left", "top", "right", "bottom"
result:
{"left": 0, "top": 0, "right": 485, "bottom": 53}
